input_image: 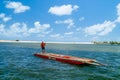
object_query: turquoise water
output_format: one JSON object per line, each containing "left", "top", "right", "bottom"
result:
{"left": 0, "top": 42, "right": 120, "bottom": 80}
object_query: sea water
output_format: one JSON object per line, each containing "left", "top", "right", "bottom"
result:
{"left": 0, "top": 42, "right": 120, "bottom": 80}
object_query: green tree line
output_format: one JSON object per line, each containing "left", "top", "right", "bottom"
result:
{"left": 93, "top": 41, "right": 120, "bottom": 45}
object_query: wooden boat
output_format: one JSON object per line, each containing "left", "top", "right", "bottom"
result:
{"left": 34, "top": 53, "right": 103, "bottom": 66}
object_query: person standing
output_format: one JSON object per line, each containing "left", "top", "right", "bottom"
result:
{"left": 40, "top": 41, "right": 46, "bottom": 53}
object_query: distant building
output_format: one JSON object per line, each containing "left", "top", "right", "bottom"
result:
{"left": 16, "top": 40, "right": 19, "bottom": 42}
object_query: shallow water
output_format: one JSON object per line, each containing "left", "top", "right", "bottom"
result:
{"left": 0, "top": 42, "right": 120, "bottom": 80}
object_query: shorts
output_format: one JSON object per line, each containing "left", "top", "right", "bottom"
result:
{"left": 42, "top": 47, "right": 45, "bottom": 50}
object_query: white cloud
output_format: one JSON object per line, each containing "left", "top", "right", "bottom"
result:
{"left": 115, "top": 3, "right": 120, "bottom": 22}
{"left": 55, "top": 19, "right": 74, "bottom": 29}
{"left": 84, "top": 3, "right": 120, "bottom": 38}
{"left": 0, "top": 13, "right": 12, "bottom": 22}
{"left": 0, "top": 13, "right": 5, "bottom": 18}
{"left": 50, "top": 33, "right": 65, "bottom": 41}
{"left": 0, "top": 21, "right": 52, "bottom": 39}
{"left": 0, "top": 24, "right": 5, "bottom": 32}
{"left": 85, "top": 3, "right": 120, "bottom": 37}
{"left": 0, "top": 23, "right": 29, "bottom": 37}
{"left": 79, "top": 17, "right": 85, "bottom": 21}
{"left": 7, "top": 23, "right": 29, "bottom": 37}
{"left": 84, "top": 20, "right": 116, "bottom": 36}
{"left": 6, "top": 1, "right": 30, "bottom": 13}
{"left": 64, "top": 32, "right": 73, "bottom": 35}
{"left": 50, "top": 34, "right": 60, "bottom": 38}
{"left": 48, "top": 4, "right": 79, "bottom": 16}
{"left": 3, "top": 17, "right": 11, "bottom": 22}
{"left": 50, "top": 33, "right": 64, "bottom": 39}
{"left": 73, "top": 5, "right": 79, "bottom": 10}
{"left": 9, "top": 23, "right": 28, "bottom": 33}
{"left": 76, "top": 27, "right": 82, "bottom": 31}
{"left": 29, "top": 21, "right": 50, "bottom": 34}
{"left": 117, "top": 3, "right": 120, "bottom": 17}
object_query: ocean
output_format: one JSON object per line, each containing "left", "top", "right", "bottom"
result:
{"left": 0, "top": 42, "right": 120, "bottom": 80}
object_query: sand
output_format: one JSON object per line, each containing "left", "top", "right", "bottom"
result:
{"left": 0, "top": 40, "right": 93, "bottom": 44}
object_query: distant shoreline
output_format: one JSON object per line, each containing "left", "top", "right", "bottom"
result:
{"left": 0, "top": 40, "right": 40, "bottom": 43}
{"left": 0, "top": 40, "right": 93, "bottom": 44}
{"left": 47, "top": 42, "right": 93, "bottom": 44}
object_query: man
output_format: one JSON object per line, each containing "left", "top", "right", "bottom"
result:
{"left": 40, "top": 41, "right": 46, "bottom": 53}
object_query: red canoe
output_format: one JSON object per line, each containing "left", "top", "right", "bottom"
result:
{"left": 34, "top": 53, "right": 103, "bottom": 66}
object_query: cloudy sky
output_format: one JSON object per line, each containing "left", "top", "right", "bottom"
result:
{"left": 0, "top": 0, "right": 120, "bottom": 42}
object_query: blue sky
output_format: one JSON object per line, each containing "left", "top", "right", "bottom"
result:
{"left": 0, "top": 0, "right": 120, "bottom": 42}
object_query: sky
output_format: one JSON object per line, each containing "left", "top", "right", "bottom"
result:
{"left": 0, "top": 0, "right": 120, "bottom": 42}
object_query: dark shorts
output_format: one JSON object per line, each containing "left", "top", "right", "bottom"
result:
{"left": 42, "top": 47, "right": 45, "bottom": 50}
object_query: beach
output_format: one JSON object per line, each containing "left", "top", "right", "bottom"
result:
{"left": 0, "top": 40, "right": 40, "bottom": 43}
{"left": 0, "top": 40, "right": 93, "bottom": 44}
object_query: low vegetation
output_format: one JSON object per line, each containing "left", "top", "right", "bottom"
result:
{"left": 93, "top": 41, "right": 120, "bottom": 45}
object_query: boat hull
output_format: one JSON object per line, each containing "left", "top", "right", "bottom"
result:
{"left": 34, "top": 53, "right": 98, "bottom": 65}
